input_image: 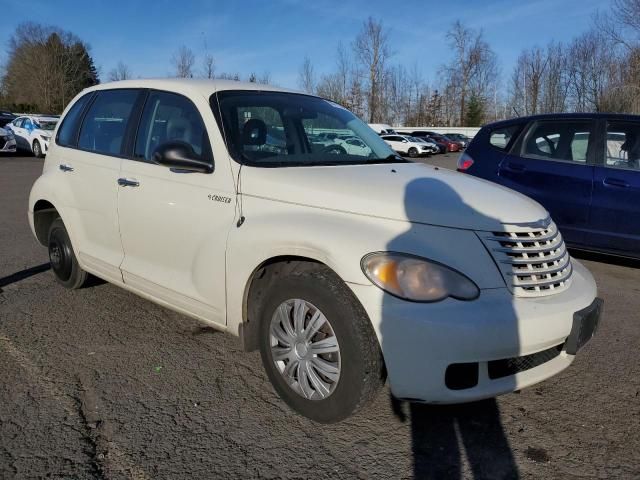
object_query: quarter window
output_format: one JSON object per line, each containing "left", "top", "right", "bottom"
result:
{"left": 605, "top": 121, "right": 640, "bottom": 170}
{"left": 522, "top": 121, "right": 592, "bottom": 163}
{"left": 134, "top": 91, "right": 211, "bottom": 163}
{"left": 489, "top": 125, "right": 519, "bottom": 150}
{"left": 78, "top": 89, "right": 138, "bottom": 156}
{"left": 57, "top": 93, "right": 93, "bottom": 147}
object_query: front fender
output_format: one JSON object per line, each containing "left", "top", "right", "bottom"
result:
{"left": 225, "top": 197, "right": 504, "bottom": 337}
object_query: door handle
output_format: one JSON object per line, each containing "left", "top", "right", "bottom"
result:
{"left": 59, "top": 164, "right": 74, "bottom": 172}
{"left": 117, "top": 178, "right": 140, "bottom": 187}
{"left": 503, "top": 162, "right": 526, "bottom": 173}
{"left": 603, "top": 177, "right": 629, "bottom": 188}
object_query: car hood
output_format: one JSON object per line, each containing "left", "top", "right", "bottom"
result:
{"left": 240, "top": 161, "right": 548, "bottom": 231}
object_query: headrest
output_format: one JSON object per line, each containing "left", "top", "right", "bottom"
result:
{"left": 167, "top": 117, "right": 192, "bottom": 141}
{"left": 621, "top": 132, "right": 637, "bottom": 152}
{"left": 242, "top": 119, "right": 267, "bottom": 146}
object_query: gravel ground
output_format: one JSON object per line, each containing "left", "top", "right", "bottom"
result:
{"left": 0, "top": 154, "right": 638, "bottom": 479}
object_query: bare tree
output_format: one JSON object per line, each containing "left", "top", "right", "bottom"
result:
{"left": 171, "top": 46, "right": 195, "bottom": 78}
{"left": 442, "top": 21, "right": 497, "bottom": 125}
{"left": 298, "top": 56, "right": 315, "bottom": 93}
{"left": 567, "top": 30, "right": 615, "bottom": 111}
{"left": 509, "top": 46, "right": 548, "bottom": 115}
{"left": 258, "top": 71, "right": 272, "bottom": 85}
{"left": 202, "top": 52, "right": 215, "bottom": 79}
{"left": 108, "top": 61, "right": 132, "bottom": 81}
{"left": 353, "top": 17, "right": 391, "bottom": 122}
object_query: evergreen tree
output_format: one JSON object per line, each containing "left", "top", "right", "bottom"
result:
{"left": 464, "top": 94, "right": 485, "bottom": 126}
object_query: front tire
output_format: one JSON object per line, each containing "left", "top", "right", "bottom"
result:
{"left": 258, "top": 263, "right": 385, "bottom": 423}
{"left": 407, "top": 147, "right": 418, "bottom": 158}
{"left": 48, "top": 218, "right": 88, "bottom": 289}
{"left": 32, "top": 140, "right": 44, "bottom": 158}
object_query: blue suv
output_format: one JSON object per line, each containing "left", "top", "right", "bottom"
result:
{"left": 459, "top": 113, "right": 640, "bottom": 259}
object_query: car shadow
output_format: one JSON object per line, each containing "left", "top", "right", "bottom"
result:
{"left": 570, "top": 249, "right": 640, "bottom": 269}
{"left": 381, "top": 175, "right": 520, "bottom": 479}
{"left": 0, "top": 263, "right": 50, "bottom": 292}
{"left": 391, "top": 397, "right": 518, "bottom": 479}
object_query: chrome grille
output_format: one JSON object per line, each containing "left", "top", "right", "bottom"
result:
{"left": 478, "top": 219, "right": 573, "bottom": 297}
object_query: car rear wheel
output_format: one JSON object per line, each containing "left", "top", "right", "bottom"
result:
{"left": 32, "top": 140, "right": 43, "bottom": 158}
{"left": 258, "top": 263, "right": 385, "bottom": 423}
{"left": 48, "top": 218, "right": 88, "bottom": 289}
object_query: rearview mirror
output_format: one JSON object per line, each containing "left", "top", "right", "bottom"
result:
{"left": 152, "top": 142, "right": 213, "bottom": 173}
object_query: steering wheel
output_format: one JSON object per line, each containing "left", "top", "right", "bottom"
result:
{"left": 323, "top": 144, "right": 347, "bottom": 155}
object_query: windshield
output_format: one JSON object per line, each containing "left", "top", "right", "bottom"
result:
{"left": 212, "top": 91, "right": 402, "bottom": 167}
{"left": 36, "top": 120, "right": 58, "bottom": 131}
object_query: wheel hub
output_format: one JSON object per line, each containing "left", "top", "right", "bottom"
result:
{"left": 294, "top": 341, "right": 309, "bottom": 358}
{"left": 269, "top": 299, "right": 341, "bottom": 400}
{"left": 49, "top": 245, "right": 61, "bottom": 266}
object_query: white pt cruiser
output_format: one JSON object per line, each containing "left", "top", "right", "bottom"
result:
{"left": 29, "top": 79, "right": 602, "bottom": 423}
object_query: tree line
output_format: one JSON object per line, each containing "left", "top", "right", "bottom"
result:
{"left": 1, "top": 0, "right": 639, "bottom": 125}
{"left": 297, "top": 0, "right": 640, "bottom": 126}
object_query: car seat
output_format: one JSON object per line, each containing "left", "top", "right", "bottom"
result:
{"left": 621, "top": 132, "right": 640, "bottom": 169}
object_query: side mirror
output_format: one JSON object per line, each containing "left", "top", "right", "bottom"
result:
{"left": 152, "top": 141, "right": 213, "bottom": 174}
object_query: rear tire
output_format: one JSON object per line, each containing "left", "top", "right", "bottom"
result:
{"left": 32, "top": 140, "right": 43, "bottom": 158}
{"left": 47, "top": 218, "right": 88, "bottom": 289}
{"left": 257, "top": 263, "right": 385, "bottom": 423}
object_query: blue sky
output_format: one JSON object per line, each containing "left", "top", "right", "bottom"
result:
{"left": 0, "top": 0, "right": 608, "bottom": 88}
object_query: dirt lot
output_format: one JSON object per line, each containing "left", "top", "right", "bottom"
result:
{"left": 1, "top": 154, "right": 638, "bottom": 479}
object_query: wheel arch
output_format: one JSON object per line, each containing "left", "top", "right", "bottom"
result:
{"left": 239, "top": 255, "right": 344, "bottom": 352}
{"left": 33, "top": 199, "right": 59, "bottom": 246}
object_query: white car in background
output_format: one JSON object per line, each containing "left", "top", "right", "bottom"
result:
{"left": 381, "top": 134, "right": 431, "bottom": 158}
{"left": 0, "top": 126, "right": 17, "bottom": 153}
{"left": 368, "top": 123, "right": 397, "bottom": 135}
{"left": 8, "top": 115, "right": 59, "bottom": 157}
{"left": 409, "top": 136, "right": 439, "bottom": 155}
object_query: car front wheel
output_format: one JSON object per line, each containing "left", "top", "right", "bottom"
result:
{"left": 258, "top": 263, "right": 385, "bottom": 423}
{"left": 32, "top": 140, "right": 43, "bottom": 158}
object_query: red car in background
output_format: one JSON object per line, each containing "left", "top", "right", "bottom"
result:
{"left": 411, "top": 131, "right": 462, "bottom": 153}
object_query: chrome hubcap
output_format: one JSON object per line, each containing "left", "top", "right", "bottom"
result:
{"left": 269, "top": 299, "right": 341, "bottom": 400}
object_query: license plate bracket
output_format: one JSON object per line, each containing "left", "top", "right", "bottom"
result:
{"left": 565, "top": 298, "right": 603, "bottom": 355}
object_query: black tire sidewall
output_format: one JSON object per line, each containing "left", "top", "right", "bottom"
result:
{"left": 408, "top": 147, "right": 418, "bottom": 157}
{"left": 33, "top": 140, "right": 41, "bottom": 158}
{"left": 48, "top": 218, "right": 85, "bottom": 289}
{"left": 258, "top": 272, "right": 378, "bottom": 423}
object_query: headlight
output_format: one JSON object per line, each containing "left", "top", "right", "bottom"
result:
{"left": 40, "top": 135, "right": 50, "bottom": 141}
{"left": 361, "top": 252, "right": 479, "bottom": 302}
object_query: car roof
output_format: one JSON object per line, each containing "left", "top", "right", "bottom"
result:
{"left": 29, "top": 115, "right": 59, "bottom": 122}
{"left": 483, "top": 112, "right": 640, "bottom": 129}
{"left": 82, "top": 78, "right": 306, "bottom": 100}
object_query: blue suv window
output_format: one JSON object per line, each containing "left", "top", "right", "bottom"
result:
{"left": 522, "top": 121, "right": 592, "bottom": 163}
{"left": 489, "top": 125, "right": 519, "bottom": 150}
{"left": 606, "top": 121, "right": 640, "bottom": 171}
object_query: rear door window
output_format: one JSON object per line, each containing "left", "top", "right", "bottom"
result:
{"left": 78, "top": 89, "right": 138, "bottom": 156}
{"left": 522, "top": 120, "right": 593, "bottom": 163}
{"left": 605, "top": 121, "right": 640, "bottom": 171}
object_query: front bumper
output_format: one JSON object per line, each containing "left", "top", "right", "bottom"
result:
{"left": 0, "top": 138, "right": 16, "bottom": 152}
{"left": 348, "top": 259, "right": 599, "bottom": 403}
